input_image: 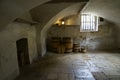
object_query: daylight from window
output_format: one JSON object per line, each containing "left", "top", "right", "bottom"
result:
{"left": 80, "top": 14, "right": 98, "bottom": 32}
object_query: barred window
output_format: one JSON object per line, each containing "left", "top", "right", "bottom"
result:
{"left": 80, "top": 14, "right": 98, "bottom": 32}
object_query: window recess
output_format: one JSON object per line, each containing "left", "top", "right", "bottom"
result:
{"left": 80, "top": 14, "right": 98, "bottom": 32}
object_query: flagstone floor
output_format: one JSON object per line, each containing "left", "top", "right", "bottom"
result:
{"left": 15, "top": 51, "right": 120, "bottom": 80}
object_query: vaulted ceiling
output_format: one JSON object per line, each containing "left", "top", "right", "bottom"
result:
{"left": 30, "top": 3, "right": 86, "bottom": 23}
{"left": 48, "top": 0, "right": 89, "bottom": 3}
{"left": 82, "top": 0, "right": 120, "bottom": 25}
{"left": 29, "top": 0, "right": 120, "bottom": 26}
{"left": 0, "top": 0, "right": 120, "bottom": 28}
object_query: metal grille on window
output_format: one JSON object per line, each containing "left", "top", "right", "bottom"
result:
{"left": 80, "top": 14, "right": 98, "bottom": 32}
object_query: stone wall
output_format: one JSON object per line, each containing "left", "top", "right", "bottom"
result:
{"left": 115, "top": 23, "right": 120, "bottom": 49}
{"left": 47, "top": 20, "right": 117, "bottom": 51}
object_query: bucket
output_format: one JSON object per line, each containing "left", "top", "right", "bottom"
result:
{"left": 81, "top": 47, "right": 87, "bottom": 53}
{"left": 73, "top": 44, "right": 80, "bottom": 52}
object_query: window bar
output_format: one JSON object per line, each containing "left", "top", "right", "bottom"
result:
{"left": 85, "top": 14, "right": 87, "bottom": 31}
{"left": 90, "top": 15, "right": 92, "bottom": 31}
{"left": 96, "top": 16, "right": 98, "bottom": 31}
{"left": 94, "top": 16, "right": 95, "bottom": 30}
{"left": 81, "top": 15, "right": 83, "bottom": 31}
{"left": 86, "top": 14, "right": 88, "bottom": 31}
{"left": 92, "top": 15, "right": 93, "bottom": 31}
{"left": 91, "top": 15, "right": 92, "bottom": 31}
{"left": 84, "top": 14, "right": 85, "bottom": 31}
{"left": 87, "top": 14, "right": 88, "bottom": 31}
{"left": 81, "top": 15, "right": 82, "bottom": 31}
{"left": 94, "top": 16, "right": 95, "bottom": 31}
{"left": 85, "top": 14, "right": 86, "bottom": 31}
{"left": 87, "top": 14, "right": 89, "bottom": 31}
{"left": 86, "top": 15, "right": 89, "bottom": 31}
{"left": 83, "top": 14, "right": 84, "bottom": 31}
{"left": 93, "top": 16, "right": 94, "bottom": 30}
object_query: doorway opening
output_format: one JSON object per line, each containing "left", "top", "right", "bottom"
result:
{"left": 16, "top": 38, "right": 30, "bottom": 70}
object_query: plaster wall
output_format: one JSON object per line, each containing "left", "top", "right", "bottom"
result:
{"left": 115, "top": 24, "right": 120, "bottom": 49}
{"left": 0, "top": 13, "right": 37, "bottom": 80}
{"left": 61, "top": 15, "right": 80, "bottom": 25}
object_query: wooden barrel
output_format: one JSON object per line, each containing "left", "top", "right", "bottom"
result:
{"left": 63, "top": 37, "right": 73, "bottom": 53}
{"left": 57, "top": 44, "right": 65, "bottom": 53}
{"left": 51, "top": 37, "right": 60, "bottom": 52}
{"left": 81, "top": 47, "right": 87, "bottom": 53}
{"left": 73, "top": 44, "right": 80, "bottom": 52}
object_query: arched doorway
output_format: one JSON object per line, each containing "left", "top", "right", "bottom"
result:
{"left": 16, "top": 38, "right": 30, "bottom": 69}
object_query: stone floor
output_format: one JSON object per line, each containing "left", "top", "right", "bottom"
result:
{"left": 15, "top": 51, "right": 120, "bottom": 80}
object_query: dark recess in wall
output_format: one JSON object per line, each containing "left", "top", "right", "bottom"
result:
{"left": 100, "top": 17, "right": 104, "bottom": 22}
